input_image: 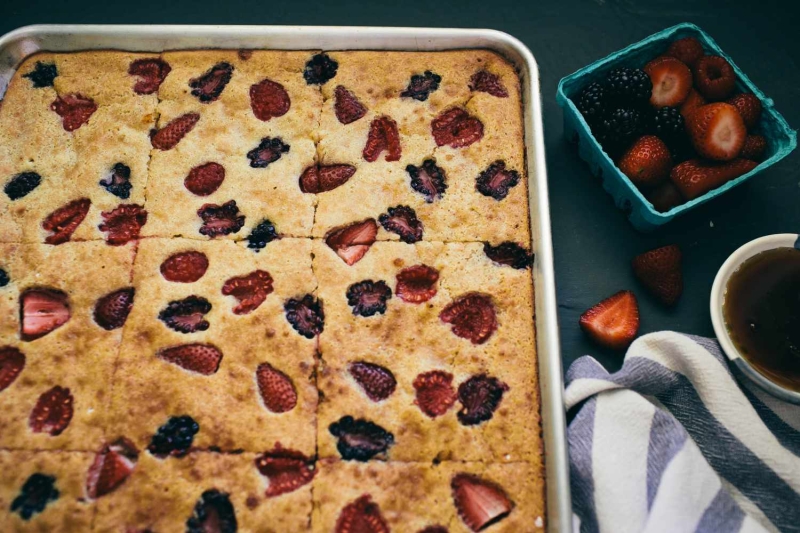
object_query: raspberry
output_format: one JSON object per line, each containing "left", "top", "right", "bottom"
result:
{"left": 469, "top": 70, "right": 509, "bottom": 98}
{"left": 147, "top": 415, "right": 199, "bottom": 458}
{"left": 299, "top": 164, "right": 356, "bottom": 194}
{"left": 335, "top": 495, "right": 390, "bottom": 533}
{"left": 10, "top": 473, "right": 59, "bottom": 520}
{"left": 401, "top": 70, "right": 442, "bottom": 101}
{"left": 160, "top": 251, "right": 209, "bottom": 283}
{"left": 575, "top": 82, "right": 607, "bottom": 126}
{"left": 4, "top": 171, "right": 42, "bottom": 200}
{"left": 86, "top": 438, "right": 138, "bottom": 499}
{"left": 189, "top": 62, "right": 234, "bottom": 103}
{"left": 51, "top": 94, "right": 97, "bottom": 131}
{"left": 413, "top": 370, "right": 456, "bottom": 418}
{"left": 378, "top": 205, "right": 423, "bottom": 243}
{"left": 349, "top": 362, "right": 397, "bottom": 401}
{"left": 432, "top": 108, "right": 484, "bottom": 148}
{"left": 693, "top": 56, "right": 736, "bottom": 101}
{"left": 256, "top": 362, "right": 298, "bottom": 413}
{"left": 186, "top": 489, "right": 237, "bottom": 533}
{"left": 325, "top": 219, "right": 378, "bottom": 266}
{"left": 665, "top": 37, "right": 704, "bottom": 67}
{"left": 329, "top": 416, "right": 394, "bottom": 461}
{"left": 255, "top": 444, "right": 316, "bottom": 498}
{"left": 93, "top": 287, "right": 135, "bottom": 330}
{"left": 605, "top": 67, "right": 652, "bottom": 105}
{"left": 197, "top": 200, "right": 245, "bottom": 237}
{"left": 29, "top": 385, "right": 73, "bottom": 436}
{"left": 246, "top": 219, "right": 280, "bottom": 252}
{"left": 346, "top": 280, "right": 393, "bottom": 317}
{"left": 0, "top": 268, "right": 8, "bottom": 287}
{"left": 158, "top": 295, "right": 212, "bottom": 334}
{"left": 303, "top": 53, "right": 338, "bottom": 85}
{"left": 406, "top": 159, "right": 447, "bottom": 202}
{"left": 128, "top": 58, "right": 171, "bottom": 95}
{"left": 457, "top": 374, "right": 508, "bottom": 426}
{"left": 395, "top": 264, "right": 439, "bottom": 304}
{"left": 23, "top": 62, "right": 58, "bottom": 88}
{"left": 247, "top": 137, "right": 290, "bottom": 168}
{"left": 650, "top": 106, "right": 685, "bottom": 144}
{"left": 0, "top": 346, "right": 25, "bottom": 393}
{"left": 334, "top": 85, "right": 367, "bottom": 124}
{"left": 100, "top": 163, "right": 133, "bottom": 200}
{"left": 184, "top": 162, "right": 225, "bottom": 196}
{"left": 363, "top": 116, "right": 402, "bottom": 162}
{"left": 222, "top": 270, "right": 274, "bottom": 314}
{"left": 157, "top": 344, "right": 223, "bottom": 376}
{"left": 440, "top": 293, "right": 497, "bottom": 345}
{"left": 483, "top": 242, "right": 534, "bottom": 269}
{"left": 476, "top": 161, "right": 520, "bottom": 201}
{"left": 98, "top": 204, "right": 148, "bottom": 246}
{"left": 250, "top": 78, "right": 291, "bottom": 121}
{"left": 284, "top": 295, "right": 325, "bottom": 338}
{"left": 150, "top": 113, "right": 200, "bottom": 150}
{"left": 20, "top": 288, "right": 70, "bottom": 341}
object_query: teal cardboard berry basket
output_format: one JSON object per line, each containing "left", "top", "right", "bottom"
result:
{"left": 556, "top": 22, "right": 797, "bottom": 232}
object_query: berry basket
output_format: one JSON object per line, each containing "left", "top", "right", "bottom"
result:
{"left": 556, "top": 22, "right": 797, "bottom": 232}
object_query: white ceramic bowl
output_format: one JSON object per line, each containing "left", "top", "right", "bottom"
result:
{"left": 710, "top": 233, "right": 800, "bottom": 404}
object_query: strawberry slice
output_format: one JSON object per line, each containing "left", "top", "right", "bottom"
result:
{"left": 50, "top": 94, "right": 97, "bottom": 131}
{"left": 94, "top": 288, "right": 135, "bottom": 330}
{"left": 299, "top": 164, "right": 356, "bottom": 194}
{"left": 184, "top": 162, "right": 225, "bottom": 196}
{"left": 579, "top": 291, "right": 640, "bottom": 350}
{"left": 250, "top": 78, "right": 291, "bottom": 121}
{"left": 363, "top": 116, "right": 401, "bottom": 162}
{"left": 439, "top": 293, "right": 497, "bottom": 345}
{"left": 686, "top": 103, "right": 746, "bottom": 161}
{"left": 222, "top": 270, "right": 274, "bottom": 315}
{"left": 150, "top": 113, "right": 200, "bottom": 150}
{"left": 432, "top": 108, "right": 484, "bottom": 148}
{"left": 617, "top": 135, "right": 672, "bottom": 187}
{"left": 29, "top": 385, "right": 73, "bottom": 436}
{"left": 334, "top": 85, "right": 367, "bottom": 125}
{"left": 643, "top": 57, "right": 692, "bottom": 108}
{"left": 42, "top": 198, "right": 91, "bottom": 245}
{"left": 469, "top": 70, "right": 508, "bottom": 98}
{"left": 632, "top": 245, "right": 683, "bottom": 306}
{"left": 413, "top": 370, "right": 456, "bottom": 418}
{"left": 255, "top": 443, "right": 316, "bottom": 498}
{"left": 98, "top": 204, "right": 148, "bottom": 246}
{"left": 670, "top": 158, "right": 757, "bottom": 200}
{"left": 160, "top": 251, "right": 209, "bottom": 283}
{"left": 348, "top": 362, "right": 396, "bottom": 402}
{"left": 665, "top": 37, "right": 704, "bottom": 67}
{"left": 396, "top": 264, "right": 439, "bottom": 303}
{"left": 20, "top": 289, "right": 70, "bottom": 341}
{"left": 157, "top": 344, "right": 223, "bottom": 375}
{"left": 727, "top": 94, "right": 762, "bottom": 130}
{"left": 0, "top": 346, "right": 25, "bottom": 393}
{"left": 335, "top": 495, "right": 389, "bottom": 533}
{"left": 86, "top": 438, "right": 138, "bottom": 499}
{"left": 451, "top": 473, "right": 513, "bottom": 532}
{"left": 128, "top": 58, "right": 171, "bottom": 95}
{"left": 325, "top": 219, "right": 378, "bottom": 266}
{"left": 257, "top": 363, "right": 297, "bottom": 413}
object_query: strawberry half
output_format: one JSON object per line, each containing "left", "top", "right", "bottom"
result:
{"left": 0, "top": 346, "right": 25, "bottom": 393}
{"left": 432, "top": 108, "right": 484, "bottom": 148}
{"left": 257, "top": 363, "right": 297, "bottom": 413}
{"left": 29, "top": 385, "right": 73, "bottom": 436}
{"left": 451, "top": 473, "right": 513, "bottom": 532}
{"left": 335, "top": 495, "right": 389, "bottom": 533}
{"left": 299, "top": 164, "right": 356, "bottom": 194}
{"left": 632, "top": 245, "right": 683, "bottom": 306}
{"left": 86, "top": 438, "right": 138, "bottom": 499}
{"left": 221, "top": 270, "right": 274, "bottom": 315}
{"left": 150, "top": 113, "right": 200, "bottom": 150}
{"left": 51, "top": 94, "right": 97, "bottom": 131}
{"left": 250, "top": 78, "right": 291, "bottom": 121}
{"left": 160, "top": 251, "right": 209, "bottom": 283}
{"left": 617, "top": 135, "right": 672, "bottom": 187}
{"left": 93, "top": 287, "right": 135, "bottom": 330}
{"left": 334, "top": 85, "right": 367, "bottom": 125}
{"left": 363, "top": 116, "right": 401, "bottom": 162}
{"left": 440, "top": 293, "right": 497, "bottom": 345}
{"left": 670, "top": 158, "right": 757, "bottom": 200}
{"left": 395, "top": 264, "right": 439, "bottom": 303}
{"left": 184, "top": 162, "right": 225, "bottom": 197}
{"left": 325, "top": 219, "right": 378, "bottom": 266}
{"left": 255, "top": 443, "right": 316, "bottom": 498}
{"left": 727, "top": 94, "right": 762, "bottom": 129}
{"left": 348, "top": 362, "right": 396, "bottom": 402}
{"left": 42, "top": 198, "right": 91, "bottom": 245}
{"left": 643, "top": 57, "right": 692, "bottom": 108}
{"left": 579, "top": 291, "right": 640, "bottom": 350}
{"left": 157, "top": 344, "right": 223, "bottom": 376}
{"left": 686, "top": 103, "right": 746, "bottom": 161}
{"left": 413, "top": 370, "right": 456, "bottom": 418}
{"left": 20, "top": 288, "right": 70, "bottom": 341}
{"left": 98, "top": 204, "right": 148, "bottom": 246}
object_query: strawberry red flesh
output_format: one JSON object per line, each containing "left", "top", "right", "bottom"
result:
{"left": 335, "top": 494, "right": 389, "bottom": 533}
{"left": 29, "top": 385, "right": 73, "bottom": 436}
{"left": 51, "top": 94, "right": 97, "bottom": 131}
{"left": 432, "top": 108, "right": 484, "bottom": 148}
{"left": 325, "top": 219, "right": 378, "bottom": 266}
{"left": 86, "top": 438, "right": 138, "bottom": 499}
{"left": 413, "top": 370, "right": 456, "bottom": 418}
{"left": 363, "top": 116, "right": 401, "bottom": 162}
{"left": 222, "top": 270, "right": 274, "bottom": 315}
{"left": 686, "top": 103, "right": 746, "bottom": 161}
{"left": 396, "top": 264, "right": 439, "bottom": 303}
{"left": 250, "top": 78, "right": 291, "bottom": 121}
{"left": 334, "top": 85, "right": 367, "bottom": 125}
{"left": 451, "top": 473, "right": 513, "bottom": 532}
{"left": 257, "top": 363, "right": 297, "bottom": 413}
{"left": 128, "top": 58, "right": 171, "bottom": 95}
{"left": 440, "top": 293, "right": 497, "bottom": 345}
{"left": 0, "top": 346, "right": 25, "bottom": 393}
{"left": 185, "top": 162, "right": 225, "bottom": 196}
{"left": 160, "top": 251, "right": 209, "bottom": 283}
{"left": 644, "top": 57, "right": 692, "bottom": 108}
{"left": 42, "top": 198, "right": 91, "bottom": 245}
{"left": 632, "top": 245, "right": 683, "bottom": 306}
{"left": 348, "top": 362, "right": 397, "bottom": 402}
{"left": 157, "top": 344, "right": 223, "bottom": 376}
{"left": 579, "top": 290, "right": 640, "bottom": 350}
{"left": 20, "top": 288, "right": 70, "bottom": 341}
{"left": 94, "top": 287, "right": 135, "bottom": 330}
{"left": 255, "top": 444, "right": 316, "bottom": 498}
{"left": 299, "top": 164, "right": 356, "bottom": 194}
{"left": 98, "top": 204, "right": 148, "bottom": 246}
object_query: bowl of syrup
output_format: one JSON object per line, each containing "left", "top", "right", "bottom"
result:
{"left": 711, "top": 234, "right": 800, "bottom": 404}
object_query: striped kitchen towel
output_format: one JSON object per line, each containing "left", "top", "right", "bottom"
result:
{"left": 566, "top": 332, "right": 800, "bottom": 533}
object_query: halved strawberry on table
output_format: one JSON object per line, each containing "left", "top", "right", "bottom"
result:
{"left": 643, "top": 56, "right": 692, "bottom": 108}
{"left": 579, "top": 290, "right": 640, "bottom": 350}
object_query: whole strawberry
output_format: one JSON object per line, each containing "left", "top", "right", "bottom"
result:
{"left": 665, "top": 37, "right": 704, "bottom": 67}
{"left": 632, "top": 245, "right": 683, "bottom": 306}
{"left": 685, "top": 103, "right": 746, "bottom": 161}
{"left": 670, "top": 158, "right": 758, "bottom": 200}
{"left": 726, "top": 93, "right": 762, "bottom": 129}
{"left": 617, "top": 135, "right": 672, "bottom": 187}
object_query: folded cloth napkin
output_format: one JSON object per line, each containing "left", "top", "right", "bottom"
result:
{"left": 565, "top": 332, "right": 800, "bottom": 533}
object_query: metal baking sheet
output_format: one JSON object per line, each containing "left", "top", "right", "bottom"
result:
{"left": 0, "top": 24, "right": 570, "bottom": 532}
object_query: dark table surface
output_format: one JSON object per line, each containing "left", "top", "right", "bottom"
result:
{"left": 4, "top": 0, "right": 798, "bottom": 374}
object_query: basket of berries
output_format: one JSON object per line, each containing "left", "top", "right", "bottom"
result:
{"left": 556, "top": 22, "right": 796, "bottom": 231}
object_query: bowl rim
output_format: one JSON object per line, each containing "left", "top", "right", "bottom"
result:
{"left": 710, "top": 233, "right": 800, "bottom": 404}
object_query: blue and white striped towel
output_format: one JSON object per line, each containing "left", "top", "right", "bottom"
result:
{"left": 566, "top": 332, "right": 800, "bottom": 533}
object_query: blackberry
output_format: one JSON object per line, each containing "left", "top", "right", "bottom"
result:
{"left": 186, "top": 489, "right": 237, "bottom": 533}
{"left": 157, "top": 295, "right": 212, "bottom": 334}
{"left": 407, "top": 159, "right": 447, "bottom": 202}
{"left": 378, "top": 205, "right": 423, "bottom": 243}
{"left": 457, "top": 374, "right": 509, "bottom": 426}
{"left": 575, "top": 82, "right": 607, "bottom": 125}
{"left": 605, "top": 67, "right": 652, "bottom": 105}
{"left": 4, "top": 172, "right": 42, "bottom": 200}
{"left": 0, "top": 268, "right": 8, "bottom": 287}
{"left": 148, "top": 415, "right": 199, "bottom": 458}
{"left": 246, "top": 137, "right": 290, "bottom": 169}
{"left": 10, "top": 473, "right": 59, "bottom": 520}
{"left": 246, "top": 219, "right": 279, "bottom": 252}
{"left": 346, "top": 280, "right": 393, "bottom": 317}
{"left": 650, "top": 106, "right": 685, "bottom": 142}
{"left": 99, "top": 163, "right": 132, "bottom": 199}
{"left": 401, "top": 70, "right": 442, "bottom": 101}
{"left": 189, "top": 62, "right": 234, "bottom": 103}
{"left": 23, "top": 62, "right": 58, "bottom": 88}
{"left": 303, "top": 53, "right": 338, "bottom": 85}
{"left": 483, "top": 242, "right": 534, "bottom": 270}
{"left": 596, "top": 107, "right": 645, "bottom": 152}
{"left": 329, "top": 416, "right": 394, "bottom": 461}
{"left": 284, "top": 294, "right": 324, "bottom": 338}
{"left": 476, "top": 161, "right": 520, "bottom": 201}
